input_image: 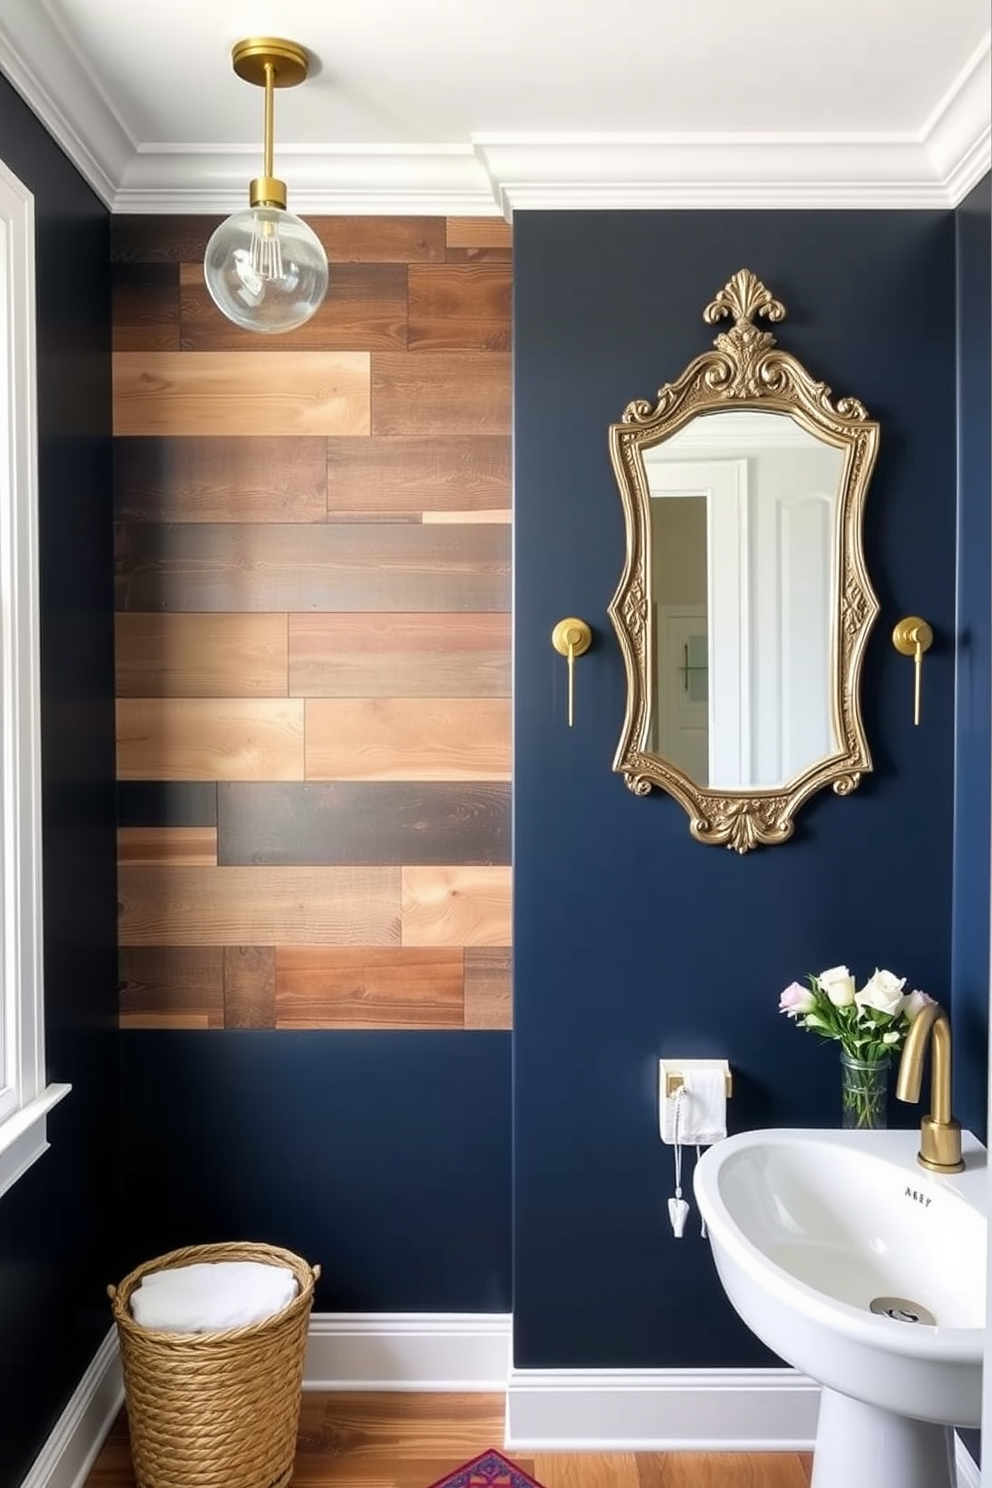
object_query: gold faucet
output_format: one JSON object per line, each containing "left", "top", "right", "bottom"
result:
{"left": 895, "top": 1000, "right": 964, "bottom": 1173}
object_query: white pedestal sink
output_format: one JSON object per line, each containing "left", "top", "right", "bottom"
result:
{"left": 693, "top": 1127, "right": 986, "bottom": 1488}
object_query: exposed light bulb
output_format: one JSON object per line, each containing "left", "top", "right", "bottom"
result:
{"left": 204, "top": 206, "right": 328, "bottom": 334}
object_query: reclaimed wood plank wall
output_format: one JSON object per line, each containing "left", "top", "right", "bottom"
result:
{"left": 112, "top": 215, "right": 512, "bottom": 1031}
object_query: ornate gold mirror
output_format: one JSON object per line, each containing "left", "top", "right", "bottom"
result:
{"left": 608, "top": 269, "right": 880, "bottom": 852}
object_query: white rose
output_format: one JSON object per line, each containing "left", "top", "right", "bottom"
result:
{"left": 856, "top": 968, "right": 907, "bottom": 1017}
{"left": 816, "top": 964, "right": 855, "bottom": 1007}
{"left": 903, "top": 988, "right": 936, "bottom": 1021}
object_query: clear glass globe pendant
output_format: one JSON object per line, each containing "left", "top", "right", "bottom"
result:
{"left": 203, "top": 38, "right": 328, "bottom": 335}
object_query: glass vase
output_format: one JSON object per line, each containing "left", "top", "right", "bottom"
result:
{"left": 840, "top": 1052, "right": 889, "bottom": 1130}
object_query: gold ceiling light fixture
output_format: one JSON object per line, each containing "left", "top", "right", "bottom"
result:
{"left": 204, "top": 38, "right": 328, "bottom": 334}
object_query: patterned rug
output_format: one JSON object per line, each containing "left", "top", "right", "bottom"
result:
{"left": 424, "top": 1449, "right": 545, "bottom": 1488}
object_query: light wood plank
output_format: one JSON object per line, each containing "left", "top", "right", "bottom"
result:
{"left": 446, "top": 218, "right": 513, "bottom": 250}
{"left": 116, "top": 613, "right": 289, "bottom": 697}
{"left": 464, "top": 947, "right": 512, "bottom": 1028}
{"left": 113, "top": 352, "right": 371, "bottom": 437}
{"left": 402, "top": 866, "right": 511, "bottom": 947}
{"left": 422, "top": 509, "right": 510, "bottom": 523}
{"left": 117, "top": 827, "right": 217, "bottom": 866}
{"left": 116, "top": 698, "right": 304, "bottom": 781}
{"left": 275, "top": 947, "right": 464, "bottom": 1028}
{"left": 372, "top": 352, "right": 511, "bottom": 436}
{"left": 305, "top": 699, "right": 510, "bottom": 781}
{"left": 536, "top": 1453, "right": 640, "bottom": 1488}
{"left": 639, "top": 1454, "right": 811, "bottom": 1487}
{"left": 118, "top": 865, "right": 400, "bottom": 946}
{"left": 288, "top": 613, "right": 511, "bottom": 699}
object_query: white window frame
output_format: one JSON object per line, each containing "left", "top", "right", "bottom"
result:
{"left": 0, "top": 156, "right": 69, "bottom": 1200}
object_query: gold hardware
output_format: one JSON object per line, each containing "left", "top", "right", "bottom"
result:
{"left": 891, "top": 617, "right": 933, "bottom": 727}
{"left": 665, "top": 1069, "right": 733, "bottom": 1098}
{"left": 607, "top": 269, "right": 880, "bottom": 851}
{"left": 551, "top": 618, "right": 592, "bottom": 728}
{"left": 231, "top": 39, "right": 312, "bottom": 212}
{"left": 895, "top": 1000, "right": 964, "bottom": 1173}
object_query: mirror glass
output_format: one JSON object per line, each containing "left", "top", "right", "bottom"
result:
{"left": 644, "top": 410, "right": 845, "bottom": 790}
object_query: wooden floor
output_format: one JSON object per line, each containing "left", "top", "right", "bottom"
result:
{"left": 85, "top": 1391, "right": 813, "bottom": 1487}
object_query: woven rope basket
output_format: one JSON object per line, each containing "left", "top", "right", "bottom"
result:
{"left": 108, "top": 1241, "right": 320, "bottom": 1488}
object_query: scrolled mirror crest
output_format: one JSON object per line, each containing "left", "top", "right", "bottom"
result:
{"left": 608, "top": 269, "right": 880, "bottom": 853}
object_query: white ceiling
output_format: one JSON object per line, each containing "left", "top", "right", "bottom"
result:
{"left": 0, "top": 0, "right": 989, "bottom": 214}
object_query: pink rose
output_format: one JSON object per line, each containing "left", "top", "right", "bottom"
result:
{"left": 779, "top": 981, "right": 816, "bottom": 1017}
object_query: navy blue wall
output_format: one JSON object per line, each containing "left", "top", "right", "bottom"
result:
{"left": 119, "top": 1032, "right": 512, "bottom": 1310}
{"left": 513, "top": 211, "right": 958, "bottom": 1366}
{"left": 952, "top": 172, "right": 992, "bottom": 1143}
{"left": 0, "top": 74, "right": 118, "bottom": 1487}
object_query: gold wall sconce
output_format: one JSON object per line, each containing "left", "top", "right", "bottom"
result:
{"left": 551, "top": 618, "right": 592, "bottom": 727}
{"left": 892, "top": 616, "right": 933, "bottom": 726}
{"left": 204, "top": 38, "right": 328, "bottom": 334}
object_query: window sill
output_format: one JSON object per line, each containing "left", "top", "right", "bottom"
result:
{"left": 0, "top": 1083, "right": 71, "bottom": 1201}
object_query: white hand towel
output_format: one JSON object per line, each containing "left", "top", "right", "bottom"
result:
{"left": 130, "top": 1260, "right": 298, "bottom": 1333}
{"left": 682, "top": 1067, "right": 727, "bottom": 1146}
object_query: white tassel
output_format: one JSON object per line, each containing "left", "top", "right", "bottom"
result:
{"left": 668, "top": 1090, "right": 689, "bottom": 1239}
{"left": 668, "top": 1195, "right": 690, "bottom": 1237}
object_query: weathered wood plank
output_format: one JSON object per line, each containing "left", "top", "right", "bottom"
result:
{"left": 372, "top": 352, "right": 511, "bottom": 436}
{"left": 326, "top": 435, "right": 510, "bottom": 515}
{"left": 179, "top": 262, "right": 409, "bottom": 352}
{"left": 112, "top": 265, "right": 181, "bottom": 353}
{"left": 408, "top": 266, "right": 511, "bottom": 352}
{"left": 118, "top": 945, "right": 224, "bottom": 1029}
{"left": 305, "top": 699, "right": 510, "bottom": 781}
{"left": 115, "top": 613, "right": 289, "bottom": 697}
{"left": 224, "top": 945, "right": 276, "bottom": 1029}
{"left": 217, "top": 782, "right": 510, "bottom": 865}
{"left": 116, "top": 781, "right": 218, "bottom": 827}
{"left": 116, "top": 523, "right": 511, "bottom": 613}
{"left": 113, "top": 352, "right": 371, "bottom": 437}
{"left": 274, "top": 947, "right": 464, "bottom": 1028}
{"left": 114, "top": 436, "right": 328, "bottom": 523}
{"left": 316, "top": 217, "right": 445, "bottom": 263}
{"left": 445, "top": 218, "right": 513, "bottom": 250}
{"left": 288, "top": 612, "right": 511, "bottom": 698}
{"left": 118, "top": 865, "right": 401, "bottom": 945}
{"left": 116, "top": 698, "right": 305, "bottom": 780}
{"left": 401, "top": 866, "right": 512, "bottom": 947}
{"left": 464, "top": 948, "right": 512, "bottom": 1029}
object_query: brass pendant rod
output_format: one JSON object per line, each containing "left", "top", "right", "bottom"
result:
{"left": 263, "top": 62, "right": 275, "bottom": 182}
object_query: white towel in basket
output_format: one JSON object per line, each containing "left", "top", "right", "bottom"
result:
{"left": 130, "top": 1260, "right": 298, "bottom": 1333}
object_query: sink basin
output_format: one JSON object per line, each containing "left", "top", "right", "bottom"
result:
{"left": 694, "top": 1127, "right": 986, "bottom": 1488}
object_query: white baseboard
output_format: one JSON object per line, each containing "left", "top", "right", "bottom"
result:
{"left": 304, "top": 1313, "right": 512, "bottom": 1390}
{"left": 504, "top": 1366, "right": 819, "bottom": 1451}
{"left": 20, "top": 1316, "right": 982, "bottom": 1488}
{"left": 19, "top": 1328, "right": 123, "bottom": 1488}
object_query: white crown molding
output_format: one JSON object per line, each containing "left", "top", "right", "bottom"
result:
{"left": 0, "top": 0, "right": 132, "bottom": 207}
{"left": 0, "top": 4, "right": 988, "bottom": 215}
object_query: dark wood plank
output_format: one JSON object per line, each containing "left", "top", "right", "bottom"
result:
{"left": 464, "top": 947, "right": 512, "bottom": 1029}
{"left": 274, "top": 947, "right": 463, "bottom": 1029}
{"left": 408, "top": 266, "right": 511, "bottom": 351}
{"left": 327, "top": 435, "right": 510, "bottom": 515}
{"left": 288, "top": 612, "right": 511, "bottom": 697}
{"left": 224, "top": 945, "right": 276, "bottom": 1028}
{"left": 180, "top": 263, "right": 409, "bottom": 352}
{"left": 112, "top": 271, "right": 180, "bottom": 352}
{"left": 315, "top": 217, "right": 445, "bottom": 263}
{"left": 111, "top": 215, "right": 224, "bottom": 263}
{"left": 217, "top": 782, "right": 510, "bottom": 865}
{"left": 116, "top": 781, "right": 218, "bottom": 828}
{"left": 116, "top": 523, "right": 511, "bottom": 613}
{"left": 114, "top": 436, "right": 327, "bottom": 523}
{"left": 118, "top": 946, "right": 224, "bottom": 1029}
{"left": 372, "top": 352, "right": 512, "bottom": 436}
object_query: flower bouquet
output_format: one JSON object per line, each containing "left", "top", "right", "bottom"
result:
{"left": 779, "top": 965, "right": 933, "bottom": 1128}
